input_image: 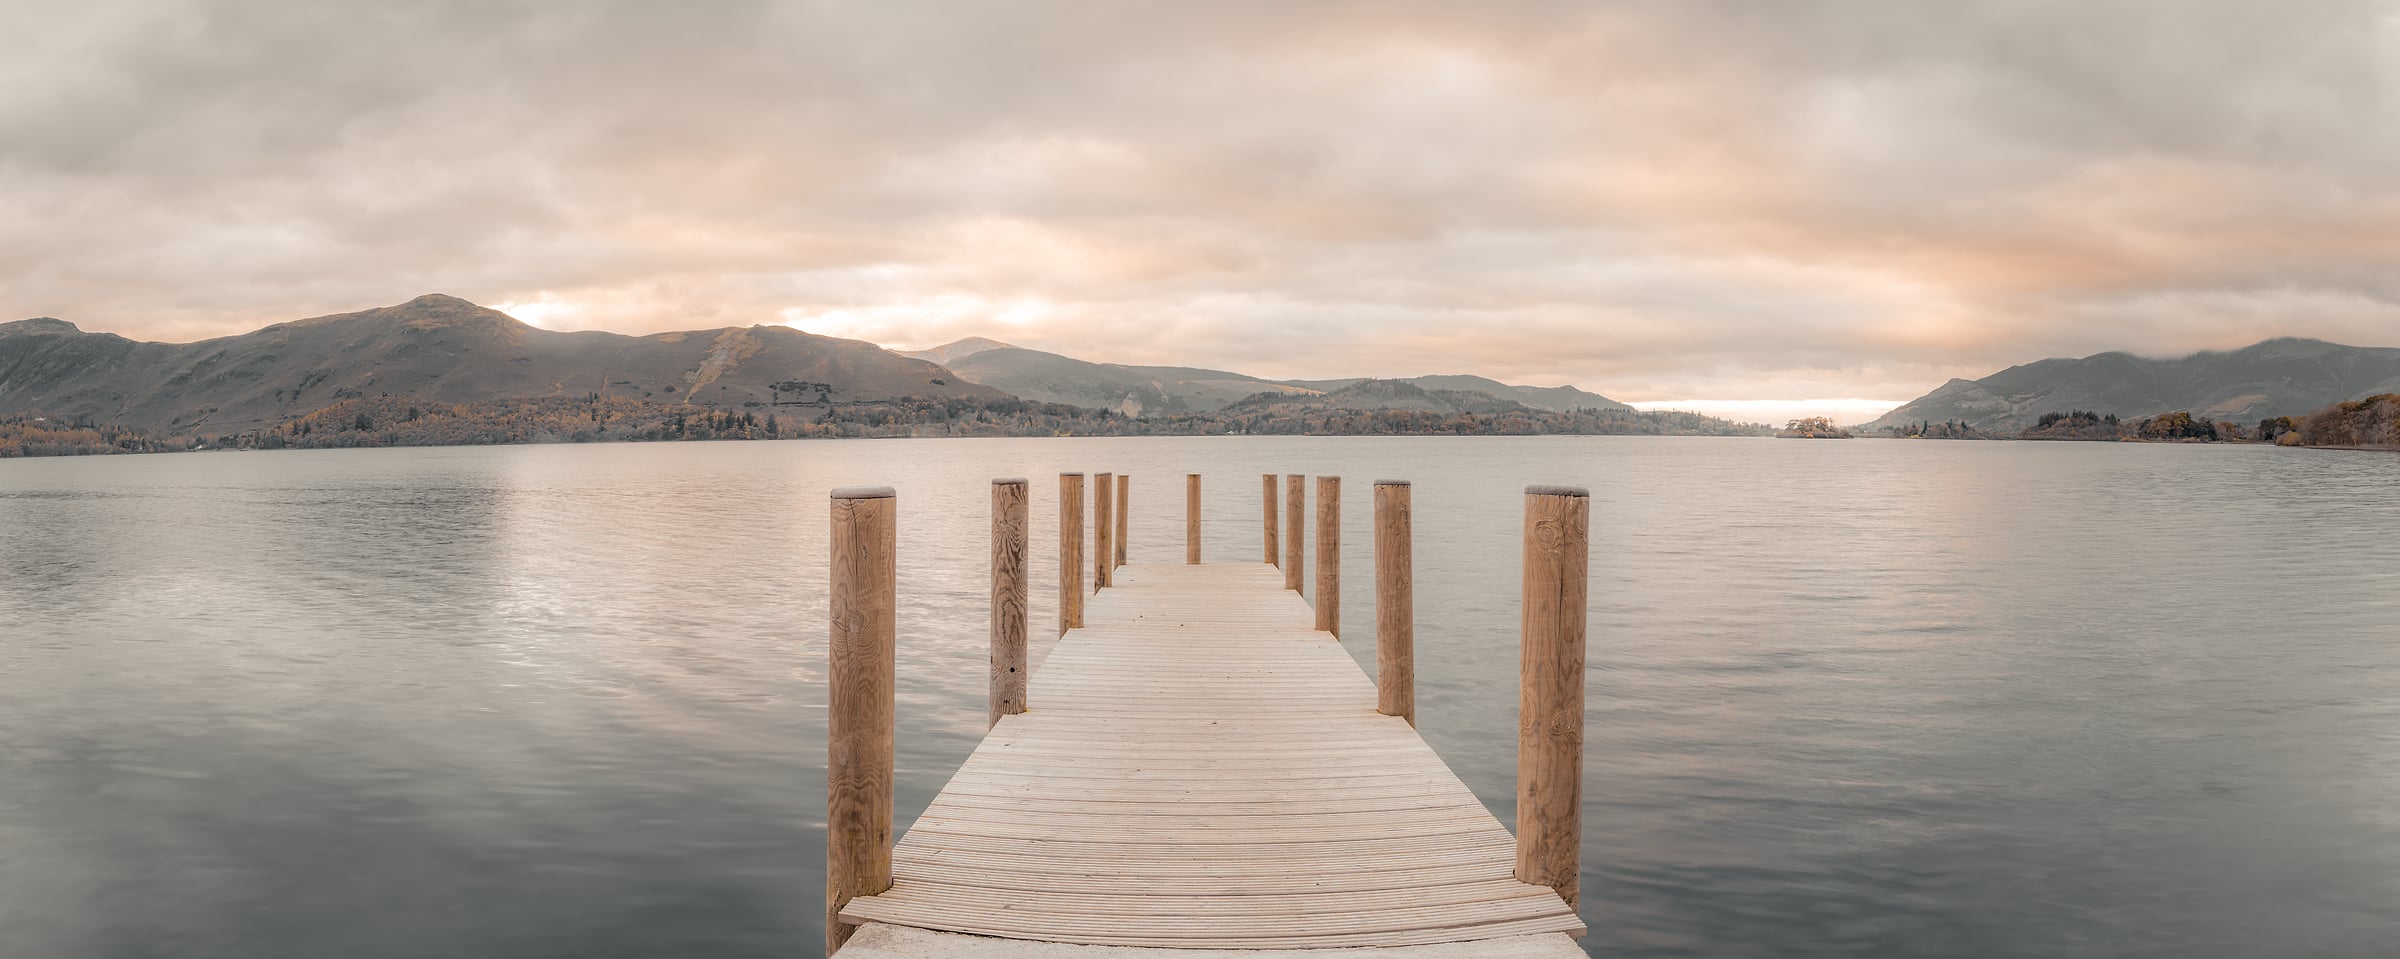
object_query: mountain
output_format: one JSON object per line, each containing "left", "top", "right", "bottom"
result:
{"left": 907, "top": 339, "right": 1629, "bottom": 416}
{"left": 912, "top": 344, "right": 1312, "bottom": 416}
{"left": 0, "top": 294, "right": 1000, "bottom": 435}
{"left": 1200, "top": 379, "right": 1765, "bottom": 436}
{"left": 903, "top": 336, "right": 1017, "bottom": 367}
{"left": 1865, "top": 337, "right": 2400, "bottom": 433}
{"left": 1283, "top": 375, "right": 1630, "bottom": 413}
{"left": 1223, "top": 379, "right": 1531, "bottom": 415}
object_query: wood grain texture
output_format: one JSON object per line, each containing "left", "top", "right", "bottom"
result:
{"left": 828, "top": 490, "right": 896, "bottom": 955}
{"left": 1284, "top": 474, "right": 1305, "bottom": 591}
{"left": 1375, "top": 481, "right": 1415, "bottom": 725}
{"left": 1060, "top": 474, "right": 1084, "bottom": 635}
{"left": 990, "top": 480, "right": 1029, "bottom": 729}
{"left": 839, "top": 562, "right": 1581, "bottom": 948}
{"left": 1094, "top": 473, "right": 1114, "bottom": 591}
{"left": 1315, "top": 476, "right": 1340, "bottom": 636}
{"left": 1515, "top": 488, "right": 1588, "bottom": 911}
{"left": 1185, "top": 473, "right": 1202, "bottom": 564}
{"left": 1262, "top": 473, "right": 1279, "bottom": 565}
{"left": 1115, "top": 475, "right": 1129, "bottom": 569}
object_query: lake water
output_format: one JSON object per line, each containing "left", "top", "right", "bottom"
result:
{"left": 3, "top": 437, "right": 2397, "bottom": 958}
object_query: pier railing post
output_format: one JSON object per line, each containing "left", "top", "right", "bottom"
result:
{"left": 1315, "top": 476, "right": 1340, "bottom": 636}
{"left": 1516, "top": 484, "right": 1589, "bottom": 911}
{"left": 1284, "top": 474, "right": 1305, "bottom": 590}
{"left": 827, "top": 486, "right": 896, "bottom": 955}
{"left": 1263, "top": 473, "right": 1279, "bottom": 565}
{"left": 1375, "top": 480, "right": 1413, "bottom": 725}
{"left": 1095, "top": 472, "right": 1114, "bottom": 591}
{"left": 990, "top": 479, "right": 1028, "bottom": 728}
{"left": 1115, "top": 475, "right": 1129, "bottom": 569}
{"left": 1060, "top": 473, "right": 1084, "bottom": 634}
{"left": 1186, "top": 473, "right": 1202, "bottom": 564}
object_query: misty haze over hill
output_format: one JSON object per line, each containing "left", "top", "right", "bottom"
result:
{"left": 1865, "top": 338, "right": 2400, "bottom": 433}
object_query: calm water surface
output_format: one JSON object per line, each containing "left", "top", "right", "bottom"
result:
{"left": 3, "top": 437, "right": 2397, "bottom": 957}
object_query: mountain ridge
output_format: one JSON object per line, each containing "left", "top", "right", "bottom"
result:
{"left": 906, "top": 338, "right": 1632, "bottom": 416}
{"left": 1866, "top": 337, "right": 2400, "bottom": 432}
{"left": 0, "top": 294, "right": 1001, "bottom": 435}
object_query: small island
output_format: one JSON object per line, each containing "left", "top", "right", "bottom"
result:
{"left": 1777, "top": 416, "right": 1854, "bottom": 439}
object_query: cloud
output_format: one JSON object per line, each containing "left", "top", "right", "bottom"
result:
{"left": 3, "top": 0, "right": 2397, "bottom": 402}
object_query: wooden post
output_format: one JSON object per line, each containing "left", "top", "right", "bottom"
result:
{"left": 1374, "top": 480, "right": 1414, "bottom": 725}
{"left": 1283, "top": 474, "right": 1305, "bottom": 591}
{"left": 1060, "top": 473, "right": 1084, "bottom": 634}
{"left": 1263, "top": 473, "right": 1279, "bottom": 565}
{"left": 1516, "top": 484, "right": 1589, "bottom": 911}
{"left": 1185, "top": 473, "right": 1202, "bottom": 564}
{"left": 990, "top": 479, "right": 1028, "bottom": 728}
{"left": 1315, "top": 476, "right": 1339, "bottom": 636}
{"left": 827, "top": 486, "right": 896, "bottom": 955}
{"left": 1094, "top": 473, "right": 1114, "bottom": 591}
{"left": 1115, "top": 474, "right": 1129, "bottom": 569}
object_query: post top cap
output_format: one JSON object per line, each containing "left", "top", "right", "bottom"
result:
{"left": 1374, "top": 479, "right": 1410, "bottom": 487}
{"left": 832, "top": 486, "right": 896, "bottom": 500}
{"left": 1525, "top": 484, "right": 1589, "bottom": 498}
{"left": 992, "top": 477, "right": 1028, "bottom": 485}
{"left": 1096, "top": 471, "right": 1112, "bottom": 476}
{"left": 1060, "top": 471, "right": 1084, "bottom": 477}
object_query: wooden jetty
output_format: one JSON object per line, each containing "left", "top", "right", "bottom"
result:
{"left": 826, "top": 474, "right": 1589, "bottom": 957}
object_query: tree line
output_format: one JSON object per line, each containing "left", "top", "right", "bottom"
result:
{"left": 1888, "top": 402, "right": 2392, "bottom": 446}
{"left": 3, "top": 391, "right": 1768, "bottom": 457}
{"left": 18, "top": 390, "right": 2399, "bottom": 458}
{"left": 0, "top": 414, "right": 175, "bottom": 457}
{"left": 2289, "top": 394, "right": 2400, "bottom": 448}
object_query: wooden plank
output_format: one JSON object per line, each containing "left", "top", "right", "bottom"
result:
{"left": 925, "top": 793, "right": 1489, "bottom": 816}
{"left": 849, "top": 880, "right": 1566, "bottom": 919}
{"left": 893, "top": 862, "right": 1518, "bottom": 897}
{"left": 845, "top": 561, "right": 1582, "bottom": 950}
{"left": 832, "top": 915, "right": 1588, "bottom": 951}
{"left": 841, "top": 898, "right": 1584, "bottom": 943}
{"left": 887, "top": 852, "right": 1520, "bottom": 884}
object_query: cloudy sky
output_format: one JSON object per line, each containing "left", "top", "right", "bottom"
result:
{"left": 4, "top": 1, "right": 2397, "bottom": 418}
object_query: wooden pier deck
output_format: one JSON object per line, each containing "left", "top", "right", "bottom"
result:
{"left": 842, "top": 563, "right": 1584, "bottom": 949}
{"left": 824, "top": 476, "right": 1590, "bottom": 956}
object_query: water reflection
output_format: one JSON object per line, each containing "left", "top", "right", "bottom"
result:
{"left": 2, "top": 439, "right": 2397, "bottom": 957}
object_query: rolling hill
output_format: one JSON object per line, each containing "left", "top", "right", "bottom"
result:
{"left": 905, "top": 340, "right": 1630, "bottom": 416}
{"left": 905, "top": 344, "right": 1313, "bottom": 415}
{"left": 0, "top": 294, "right": 1001, "bottom": 435}
{"left": 903, "top": 336, "right": 1018, "bottom": 368}
{"left": 1865, "top": 337, "right": 2400, "bottom": 433}
{"left": 1281, "top": 375, "right": 1630, "bottom": 413}
{"left": 1221, "top": 379, "right": 1529, "bottom": 415}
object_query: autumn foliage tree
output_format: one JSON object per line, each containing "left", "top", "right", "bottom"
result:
{"left": 2297, "top": 394, "right": 2400, "bottom": 448}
